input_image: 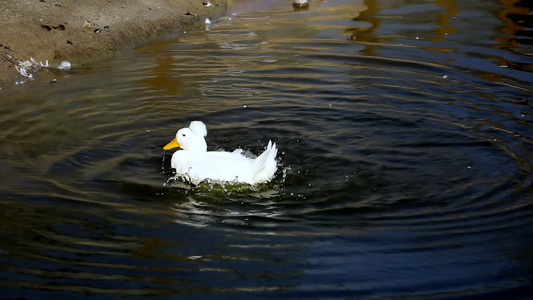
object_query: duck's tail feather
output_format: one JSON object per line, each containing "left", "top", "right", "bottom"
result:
{"left": 252, "top": 140, "right": 278, "bottom": 183}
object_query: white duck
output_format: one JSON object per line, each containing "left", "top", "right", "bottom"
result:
{"left": 163, "top": 121, "right": 278, "bottom": 185}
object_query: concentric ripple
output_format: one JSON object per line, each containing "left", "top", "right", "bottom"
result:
{"left": 0, "top": 0, "right": 531, "bottom": 298}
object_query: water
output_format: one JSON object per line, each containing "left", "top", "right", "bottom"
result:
{"left": 1, "top": 0, "right": 532, "bottom": 298}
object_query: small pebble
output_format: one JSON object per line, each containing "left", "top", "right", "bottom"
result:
{"left": 58, "top": 61, "right": 71, "bottom": 70}
{"left": 293, "top": 0, "right": 309, "bottom": 9}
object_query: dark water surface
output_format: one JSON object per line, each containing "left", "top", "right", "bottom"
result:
{"left": 1, "top": 0, "right": 532, "bottom": 298}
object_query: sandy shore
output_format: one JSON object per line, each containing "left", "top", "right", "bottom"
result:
{"left": 0, "top": 0, "right": 229, "bottom": 87}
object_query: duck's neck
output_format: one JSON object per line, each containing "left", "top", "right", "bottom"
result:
{"left": 189, "top": 138, "right": 207, "bottom": 152}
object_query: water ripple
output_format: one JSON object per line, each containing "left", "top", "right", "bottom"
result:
{"left": 0, "top": 0, "right": 531, "bottom": 297}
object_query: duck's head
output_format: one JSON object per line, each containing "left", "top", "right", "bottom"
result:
{"left": 164, "top": 121, "right": 208, "bottom": 152}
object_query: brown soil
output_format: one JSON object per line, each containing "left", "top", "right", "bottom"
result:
{"left": 0, "top": 0, "right": 229, "bottom": 86}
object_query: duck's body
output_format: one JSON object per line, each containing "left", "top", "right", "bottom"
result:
{"left": 164, "top": 121, "right": 278, "bottom": 185}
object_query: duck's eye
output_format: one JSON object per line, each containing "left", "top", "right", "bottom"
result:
{"left": 182, "top": 134, "right": 186, "bottom": 137}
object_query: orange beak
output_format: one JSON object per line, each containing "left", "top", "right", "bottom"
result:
{"left": 163, "top": 137, "right": 180, "bottom": 150}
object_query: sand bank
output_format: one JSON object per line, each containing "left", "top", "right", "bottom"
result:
{"left": 0, "top": 0, "right": 229, "bottom": 86}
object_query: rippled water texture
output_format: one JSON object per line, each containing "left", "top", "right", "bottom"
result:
{"left": 1, "top": 0, "right": 532, "bottom": 298}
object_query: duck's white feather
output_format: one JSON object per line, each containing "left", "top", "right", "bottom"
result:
{"left": 165, "top": 121, "right": 277, "bottom": 185}
{"left": 189, "top": 121, "right": 207, "bottom": 137}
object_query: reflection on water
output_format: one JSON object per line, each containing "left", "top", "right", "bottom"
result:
{"left": 0, "top": 0, "right": 532, "bottom": 298}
